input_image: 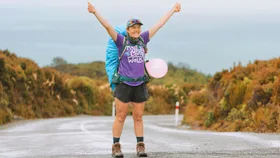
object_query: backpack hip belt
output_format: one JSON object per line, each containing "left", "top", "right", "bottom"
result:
{"left": 112, "top": 73, "right": 150, "bottom": 84}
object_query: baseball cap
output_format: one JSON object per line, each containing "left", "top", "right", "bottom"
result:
{"left": 126, "top": 18, "right": 143, "bottom": 28}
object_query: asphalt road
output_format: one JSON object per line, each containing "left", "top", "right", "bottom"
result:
{"left": 0, "top": 115, "right": 279, "bottom": 158}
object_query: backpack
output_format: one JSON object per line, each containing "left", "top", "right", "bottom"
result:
{"left": 105, "top": 26, "right": 150, "bottom": 91}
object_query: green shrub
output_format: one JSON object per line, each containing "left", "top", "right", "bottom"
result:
{"left": 205, "top": 112, "right": 215, "bottom": 127}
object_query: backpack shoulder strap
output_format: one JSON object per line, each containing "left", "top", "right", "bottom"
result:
{"left": 119, "top": 36, "right": 128, "bottom": 60}
{"left": 139, "top": 37, "right": 149, "bottom": 75}
{"left": 138, "top": 36, "right": 145, "bottom": 46}
{"left": 116, "top": 37, "right": 127, "bottom": 73}
{"left": 138, "top": 36, "right": 147, "bottom": 54}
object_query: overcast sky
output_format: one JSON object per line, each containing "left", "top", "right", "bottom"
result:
{"left": 0, "top": 0, "right": 280, "bottom": 74}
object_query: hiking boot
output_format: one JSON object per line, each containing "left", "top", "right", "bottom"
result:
{"left": 136, "top": 142, "right": 148, "bottom": 157}
{"left": 112, "top": 143, "right": 124, "bottom": 158}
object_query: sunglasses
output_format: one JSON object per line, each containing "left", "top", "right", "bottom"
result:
{"left": 128, "top": 19, "right": 142, "bottom": 25}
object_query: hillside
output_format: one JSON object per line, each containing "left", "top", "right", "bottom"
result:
{"left": 0, "top": 50, "right": 113, "bottom": 125}
{"left": 183, "top": 59, "right": 280, "bottom": 133}
{"left": 3, "top": 50, "right": 279, "bottom": 133}
{"left": 0, "top": 51, "right": 210, "bottom": 125}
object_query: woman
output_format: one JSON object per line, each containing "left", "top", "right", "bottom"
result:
{"left": 88, "top": 2, "right": 181, "bottom": 157}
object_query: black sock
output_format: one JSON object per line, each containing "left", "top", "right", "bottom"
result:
{"left": 113, "top": 137, "right": 120, "bottom": 144}
{"left": 136, "top": 137, "right": 144, "bottom": 143}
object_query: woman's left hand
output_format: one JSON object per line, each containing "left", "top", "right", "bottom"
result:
{"left": 173, "top": 2, "right": 181, "bottom": 13}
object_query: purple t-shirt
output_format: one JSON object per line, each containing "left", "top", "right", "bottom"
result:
{"left": 114, "top": 31, "right": 150, "bottom": 86}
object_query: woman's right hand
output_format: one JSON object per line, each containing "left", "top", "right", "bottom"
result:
{"left": 88, "top": 2, "right": 96, "bottom": 14}
{"left": 87, "top": 1, "right": 117, "bottom": 41}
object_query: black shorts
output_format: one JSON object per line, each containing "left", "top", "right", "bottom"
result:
{"left": 114, "top": 83, "right": 149, "bottom": 103}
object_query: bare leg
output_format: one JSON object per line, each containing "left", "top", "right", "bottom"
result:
{"left": 132, "top": 102, "right": 145, "bottom": 137}
{"left": 112, "top": 98, "right": 129, "bottom": 138}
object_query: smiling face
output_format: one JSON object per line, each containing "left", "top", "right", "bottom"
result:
{"left": 126, "top": 24, "right": 142, "bottom": 39}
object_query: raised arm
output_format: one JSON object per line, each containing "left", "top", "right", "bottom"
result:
{"left": 149, "top": 2, "right": 181, "bottom": 39}
{"left": 88, "top": 2, "right": 117, "bottom": 41}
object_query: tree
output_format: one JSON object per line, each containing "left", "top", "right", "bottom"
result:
{"left": 51, "top": 57, "right": 67, "bottom": 67}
